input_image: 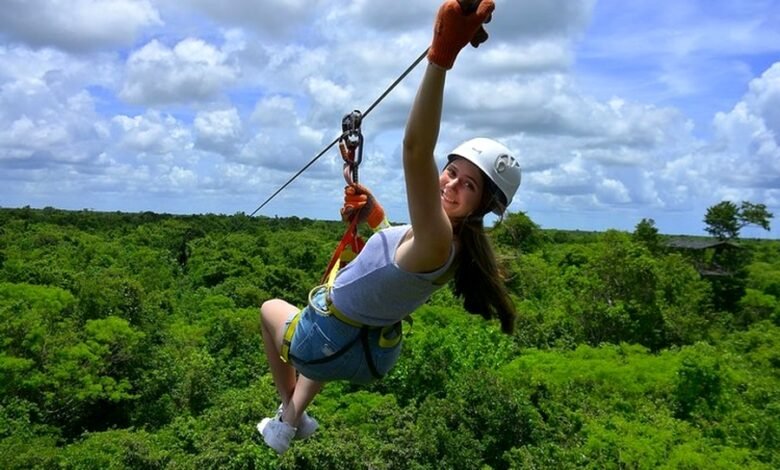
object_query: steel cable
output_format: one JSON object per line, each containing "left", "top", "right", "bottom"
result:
{"left": 249, "top": 48, "right": 429, "bottom": 217}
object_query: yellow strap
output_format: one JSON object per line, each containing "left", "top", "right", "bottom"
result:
{"left": 323, "top": 244, "right": 363, "bottom": 328}
{"left": 326, "top": 260, "right": 340, "bottom": 291}
{"left": 379, "top": 324, "right": 402, "bottom": 348}
{"left": 280, "top": 311, "right": 301, "bottom": 363}
{"left": 327, "top": 301, "right": 364, "bottom": 328}
{"left": 326, "top": 245, "right": 358, "bottom": 289}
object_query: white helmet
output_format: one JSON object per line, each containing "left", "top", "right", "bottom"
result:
{"left": 448, "top": 137, "right": 522, "bottom": 215}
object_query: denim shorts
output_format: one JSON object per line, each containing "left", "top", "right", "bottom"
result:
{"left": 287, "top": 288, "right": 402, "bottom": 384}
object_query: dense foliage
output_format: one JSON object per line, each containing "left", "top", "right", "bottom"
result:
{"left": 1, "top": 207, "right": 778, "bottom": 468}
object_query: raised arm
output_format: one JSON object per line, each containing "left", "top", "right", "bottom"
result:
{"left": 397, "top": 0, "right": 495, "bottom": 273}
{"left": 399, "top": 64, "right": 452, "bottom": 272}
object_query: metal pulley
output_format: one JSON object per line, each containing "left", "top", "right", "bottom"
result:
{"left": 339, "top": 110, "right": 363, "bottom": 185}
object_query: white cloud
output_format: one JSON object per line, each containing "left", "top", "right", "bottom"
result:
{"left": 194, "top": 108, "right": 243, "bottom": 155}
{"left": 251, "top": 95, "right": 297, "bottom": 126}
{"left": 4, "top": 115, "right": 68, "bottom": 149}
{"left": 346, "top": 0, "right": 432, "bottom": 32}
{"left": 119, "top": 38, "right": 238, "bottom": 105}
{"left": 744, "top": 63, "right": 780, "bottom": 136}
{"left": 0, "top": 0, "right": 161, "bottom": 52}
{"left": 162, "top": 166, "right": 198, "bottom": 191}
{"left": 237, "top": 124, "right": 329, "bottom": 174}
{"left": 0, "top": 47, "right": 110, "bottom": 168}
{"left": 492, "top": 0, "right": 596, "bottom": 39}
{"left": 597, "top": 178, "right": 631, "bottom": 204}
{"left": 178, "top": 0, "right": 323, "bottom": 36}
{"left": 306, "top": 77, "right": 353, "bottom": 111}
{"left": 710, "top": 64, "right": 780, "bottom": 189}
{"left": 527, "top": 153, "right": 594, "bottom": 195}
{"left": 480, "top": 41, "right": 572, "bottom": 72}
{"left": 112, "top": 111, "right": 193, "bottom": 155}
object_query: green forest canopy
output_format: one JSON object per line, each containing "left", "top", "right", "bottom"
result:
{"left": 0, "top": 207, "right": 778, "bottom": 469}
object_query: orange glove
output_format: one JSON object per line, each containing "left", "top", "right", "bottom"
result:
{"left": 340, "top": 184, "right": 387, "bottom": 230}
{"left": 428, "top": 0, "right": 495, "bottom": 70}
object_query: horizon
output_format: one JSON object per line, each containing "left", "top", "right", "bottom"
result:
{"left": 3, "top": 203, "right": 775, "bottom": 241}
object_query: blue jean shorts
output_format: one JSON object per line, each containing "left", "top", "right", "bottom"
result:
{"left": 286, "top": 288, "right": 402, "bottom": 384}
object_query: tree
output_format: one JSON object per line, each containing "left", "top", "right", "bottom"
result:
{"left": 704, "top": 201, "right": 773, "bottom": 240}
{"left": 701, "top": 201, "right": 772, "bottom": 313}
{"left": 492, "top": 211, "right": 546, "bottom": 252}
{"left": 568, "top": 231, "right": 667, "bottom": 349}
{"left": 632, "top": 218, "right": 661, "bottom": 254}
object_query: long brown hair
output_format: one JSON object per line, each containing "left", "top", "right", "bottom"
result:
{"left": 451, "top": 171, "right": 516, "bottom": 335}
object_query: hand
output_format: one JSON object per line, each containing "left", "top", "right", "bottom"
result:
{"left": 428, "top": 0, "right": 495, "bottom": 70}
{"left": 340, "top": 184, "right": 387, "bottom": 230}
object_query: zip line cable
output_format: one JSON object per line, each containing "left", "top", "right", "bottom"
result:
{"left": 248, "top": 47, "right": 430, "bottom": 217}
{"left": 361, "top": 47, "right": 429, "bottom": 121}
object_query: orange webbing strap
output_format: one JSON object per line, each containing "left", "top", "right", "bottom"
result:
{"left": 320, "top": 215, "right": 364, "bottom": 285}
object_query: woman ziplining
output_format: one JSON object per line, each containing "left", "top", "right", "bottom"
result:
{"left": 257, "top": 0, "right": 522, "bottom": 455}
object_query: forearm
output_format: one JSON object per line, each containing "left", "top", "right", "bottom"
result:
{"left": 403, "top": 63, "right": 446, "bottom": 163}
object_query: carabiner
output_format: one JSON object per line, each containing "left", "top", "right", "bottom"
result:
{"left": 339, "top": 110, "right": 363, "bottom": 184}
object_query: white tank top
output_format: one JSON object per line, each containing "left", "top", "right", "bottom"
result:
{"left": 330, "top": 225, "right": 456, "bottom": 326}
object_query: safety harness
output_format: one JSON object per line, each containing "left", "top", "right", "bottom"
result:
{"left": 279, "top": 112, "right": 403, "bottom": 381}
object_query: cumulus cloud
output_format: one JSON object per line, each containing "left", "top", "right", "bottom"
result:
{"left": 119, "top": 38, "right": 238, "bottom": 105}
{"left": 237, "top": 124, "right": 328, "bottom": 173}
{"left": 0, "top": 0, "right": 161, "bottom": 52}
{"left": 491, "top": 0, "right": 596, "bottom": 40}
{"left": 194, "top": 108, "right": 243, "bottom": 155}
{"left": 704, "top": 64, "right": 780, "bottom": 190}
{"left": 480, "top": 41, "right": 572, "bottom": 72}
{"left": 596, "top": 178, "right": 631, "bottom": 204}
{"left": 743, "top": 63, "right": 780, "bottom": 136}
{"left": 306, "top": 77, "right": 354, "bottom": 113}
{"left": 649, "top": 61, "right": 780, "bottom": 214}
{"left": 527, "top": 153, "right": 594, "bottom": 195}
{"left": 345, "top": 0, "right": 432, "bottom": 32}
{"left": 251, "top": 95, "right": 297, "bottom": 126}
{"left": 0, "top": 47, "right": 111, "bottom": 169}
{"left": 112, "top": 111, "right": 193, "bottom": 155}
{"left": 179, "top": 0, "right": 323, "bottom": 37}
{"left": 160, "top": 166, "right": 198, "bottom": 191}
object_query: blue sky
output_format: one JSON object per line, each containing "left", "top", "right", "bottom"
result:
{"left": 1, "top": 0, "right": 778, "bottom": 238}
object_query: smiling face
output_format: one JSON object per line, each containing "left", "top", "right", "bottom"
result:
{"left": 439, "top": 157, "right": 486, "bottom": 221}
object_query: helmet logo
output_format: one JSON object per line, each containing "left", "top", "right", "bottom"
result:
{"left": 494, "top": 154, "right": 518, "bottom": 173}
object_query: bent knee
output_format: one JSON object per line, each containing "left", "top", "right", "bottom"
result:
{"left": 259, "top": 299, "right": 279, "bottom": 323}
{"left": 260, "top": 298, "right": 287, "bottom": 315}
{"left": 260, "top": 299, "right": 296, "bottom": 325}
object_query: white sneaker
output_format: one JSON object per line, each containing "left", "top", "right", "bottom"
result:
{"left": 257, "top": 417, "right": 296, "bottom": 454}
{"left": 276, "top": 404, "right": 319, "bottom": 440}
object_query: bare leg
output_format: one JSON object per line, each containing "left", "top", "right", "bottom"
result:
{"left": 259, "top": 299, "right": 299, "bottom": 409}
{"left": 283, "top": 374, "right": 323, "bottom": 425}
{"left": 260, "top": 299, "right": 325, "bottom": 427}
